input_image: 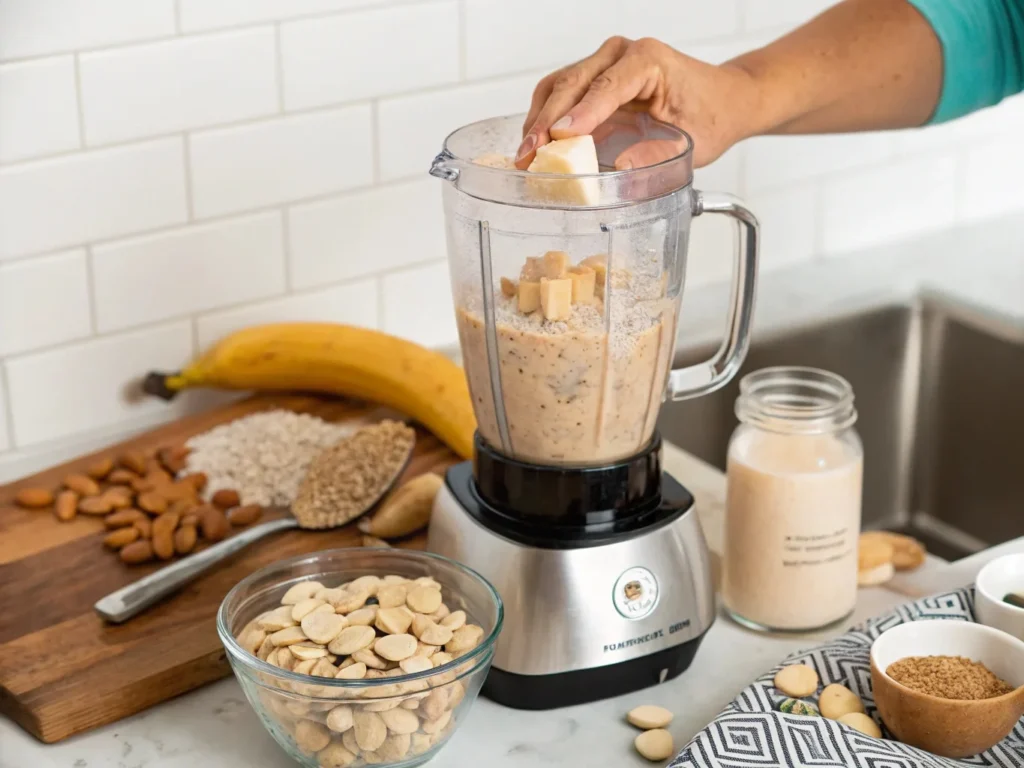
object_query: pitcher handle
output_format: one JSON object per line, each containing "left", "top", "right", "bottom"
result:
{"left": 666, "top": 191, "right": 759, "bottom": 401}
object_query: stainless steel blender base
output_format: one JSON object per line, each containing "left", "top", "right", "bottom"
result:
{"left": 427, "top": 463, "right": 716, "bottom": 709}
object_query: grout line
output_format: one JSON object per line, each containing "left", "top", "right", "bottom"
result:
{"left": 457, "top": 0, "right": 468, "bottom": 80}
{"left": 72, "top": 53, "right": 87, "bottom": 148}
{"left": 376, "top": 276, "right": 387, "bottom": 331}
{"left": 0, "top": 64, "right": 556, "bottom": 170}
{"left": 84, "top": 245, "right": 100, "bottom": 334}
{"left": 0, "top": 176, "right": 429, "bottom": 267}
{"left": 174, "top": 0, "right": 184, "bottom": 34}
{"left": 0, "top": 0, "right": 443, "bottom": 66}
{"left": 0, "top": 362, "right": 16, "bottom": 451}
{"left": 370, "top": 102, "right": 381, "bottom": 183}
{"left": 1, "top": 263, "right": 434, "bottom": 364}
{"left": 280, "top": 209, "right": 293, "bottom": 292}
{"left": 181, "top": 134, "right": 196, "bottom": 221}
{"left": 273, "top": 23, "right": 286, "bottom": 113}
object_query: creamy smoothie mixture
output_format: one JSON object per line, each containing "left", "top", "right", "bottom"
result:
{"left": 722, "top": 428, "right": 863, "bottom": 630}
{"left": 457, "top": 253, "right": 676, "bottom": 465}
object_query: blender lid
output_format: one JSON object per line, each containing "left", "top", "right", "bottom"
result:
{"left": 430, "top": 111, "right": 694, "bottom": 209}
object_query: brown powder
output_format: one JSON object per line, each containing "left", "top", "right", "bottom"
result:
{"left": 292, "top": 420, "right": 416, "bottom": 530}
{"left": 886, "top": 655, "right": 1014, "bottom": 700}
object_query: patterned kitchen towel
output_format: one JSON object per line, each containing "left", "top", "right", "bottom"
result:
{"left": 671, "top": 588, "right": 1024, "bottom": 768}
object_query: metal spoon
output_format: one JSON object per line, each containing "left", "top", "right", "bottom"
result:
{"left": 94, "top": 441, "right": 414, "bottom": 624}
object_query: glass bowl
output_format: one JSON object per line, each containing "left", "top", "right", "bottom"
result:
{"left": 217, "top": 548, "right": 504, "bottom": 767}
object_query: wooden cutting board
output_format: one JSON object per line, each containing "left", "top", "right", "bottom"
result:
{"left": 0, "top": 394, "right": 459, "bottom": 744}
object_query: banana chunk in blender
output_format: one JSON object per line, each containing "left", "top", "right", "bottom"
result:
{"left": 568, "top": 265, "right": 596, "bottom": 304}
{"left": 539, "top": 277, "right": 573, "bottom": 321}
{"left": 518, "top": 280, "right": 541, "bottom": 314}
{"left": 541, "top": 250, "right": 570, "bottom": 279}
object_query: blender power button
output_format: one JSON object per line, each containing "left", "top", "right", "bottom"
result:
{"left": 613, "top": 566, "right": 660, "bottom": 620}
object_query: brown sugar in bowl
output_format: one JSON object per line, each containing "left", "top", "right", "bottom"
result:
{"left": 870, "top": 619, "right": 1024, "bottom": 758}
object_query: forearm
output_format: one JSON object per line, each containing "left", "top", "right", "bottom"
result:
{"left": 728, "top": 0, "right": 943, "bottom": 138}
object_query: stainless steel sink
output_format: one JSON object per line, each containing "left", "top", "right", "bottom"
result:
{"left": 658, "top": 293, "right": 1024, "bottom": 560}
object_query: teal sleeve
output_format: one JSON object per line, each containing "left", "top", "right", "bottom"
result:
{"left": 906, "top": 0, "right": 1024, "bottom": 123}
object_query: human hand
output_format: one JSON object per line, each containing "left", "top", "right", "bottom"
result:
{"left": 516, "top": 37, "right": 760, "bottom": 170}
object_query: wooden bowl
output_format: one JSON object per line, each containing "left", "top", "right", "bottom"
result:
{"left": 870, "top": 619, "right": 1024, "bottom": 758}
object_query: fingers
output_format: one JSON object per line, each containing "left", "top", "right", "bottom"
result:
{"left": 550, "top": 45, "right": 659, "bottom": 141}
{"left": 515, "top": 37, "right": 629, "bottom": 168}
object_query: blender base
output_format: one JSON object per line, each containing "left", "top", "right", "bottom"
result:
{"left": 483, "top": 632, "right": 708, "bottom": 710}
{"left": 427, "top": 448, "right": 717, "bottom": 710}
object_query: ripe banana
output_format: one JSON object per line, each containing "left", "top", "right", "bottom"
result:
{"left": 527, "top": 134, "right": 600, "bottom": 205}
{"left": 144, "top": 323, "right": 476, "bottom": 459}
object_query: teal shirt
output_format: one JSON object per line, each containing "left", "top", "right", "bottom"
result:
{"left": 907, "top": 0, "right": 1024, "bottom": 122}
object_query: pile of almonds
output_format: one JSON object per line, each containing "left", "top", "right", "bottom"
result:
{"left": 13, "top": 446, "right": 260, "bottom": 566}
{"left": 237, "top": 573, "right": 485, "bottom": 766}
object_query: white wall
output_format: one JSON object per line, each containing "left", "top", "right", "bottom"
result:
{"left": 1, "top": 0, "right": 1023, "bottom": 478}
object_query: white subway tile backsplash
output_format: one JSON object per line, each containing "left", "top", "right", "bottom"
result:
{"left": 196, "top": 279, "right": 378, "bottom": 349}
{"left": 378, "top": 75, "right": 538, "bottom": 181}
{"left": 5, "top": 321, "right": 193, "bottom": 447}
{"left": 821, "top": 154, "right": 957, "bottom": 255}
{"left": 0, "top": 249, "right": 91, "bottom": 356}
{"left": 382, "top": 261, "right": 456, "bottom": 347}
{"left": 280, "top": 3, "right": 459, "bottom": 110}
{"left": 744, "top": 131, "right": 897, "bottom": 193}
{"left": 189, "top": 107, "right": 373, "bottom": 218}
{"left": 684, "top": 215, "right": 737, "bottom": 289}
{"left": 92, "top": 213, "right": 286, "bottom": 332}
{"left": 0, "top": 371, "right": 9, "bottom": 451}
{"left": 963, "top": 137, "right": 1024, "bottom": 221}
{"left": 0, "top": 57, "right": 79, "bottom": 163}
{"left": 0, "top": 138, "right": 187, "bottom": 260}
{"left": 741, "top": 0, "right": 836, "bottom": 31}
{"left": 80, "top": 29, "right": 278, "bottom": 145}
{"left": 746, "top": 182, "right": 818, "bottom": 272}
{"left": 0, "top": 0, "right": 176, "bottom": 61}
{"left": 289, "top": 179, "right": 444, "bottom": 289}
{"left": 465, "top": 0, "right": 738, "bottom": 80}
{"left": 179, "top": 0, "right": 390, "bottom": 32}
{"left": 694, "top": 149, "right": 742, "bottom": 195}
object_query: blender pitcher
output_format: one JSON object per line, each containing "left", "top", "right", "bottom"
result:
{"left": 431, "top": 112, "right": 757, "bottom": 466}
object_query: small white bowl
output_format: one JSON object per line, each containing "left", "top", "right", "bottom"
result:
{"left": 976, "top": 553, "right": 1024, "bottom": 641}
{"left": 870, "top": 619, "right": 1024, "bottom": 758}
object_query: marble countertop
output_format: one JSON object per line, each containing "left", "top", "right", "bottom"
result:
{"left": 3, "top": 443, "right": 1015, "bottom": 768}
{"left": 3, "top": 215, "right": 1022, "bottom": 767}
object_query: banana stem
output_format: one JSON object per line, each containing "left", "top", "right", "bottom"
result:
{"left": 142, "top": 371, "right": 183, "bottom": 400}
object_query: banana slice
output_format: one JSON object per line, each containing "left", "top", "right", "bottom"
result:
{"left": 527, "top": 135, "right": 601, "bottom": 206}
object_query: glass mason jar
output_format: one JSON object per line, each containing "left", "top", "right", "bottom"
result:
{"left": 722, "top": 366, "right": 863, "bottom": 632}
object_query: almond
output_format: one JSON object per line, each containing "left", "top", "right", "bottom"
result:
{"left": 133, "top": 516, "right": 153, "bottom": 539}
{"left": 104, "top": 527, "right": 140, "bottom": 550}
{"left": 157, "top": 444, "right": 189, "bottom": 475}
{"left": 118, "top": 451, "right": 147, "bottom": 475}
{"left": 227, "top": 504, "right": 261, "bottom": 526}
{"left": 137, "top": 492, "right": 167, "bottom": 515}
{"left": 162, "top": 482, "right": 197, "bottom": 503}
{"left": 120, "top": 539, "right": 154, "bottom": 565}
{"left": 107, "top": 468, "right": 138, "bottom": 485}
{"left": 102, "top": 486, "right": 134, "bottom": 509}
{"left": 211, "top": 489, "right": 240, "bottom": 509}
{"left": 167, "top": 498, "right": 196, "bottom": 517}
{"left": 14, "top": 487, "right": 53, "bottom": 509}
{"left": 152, "top": 511, "right": 181, "bottom": 560}
{"left": 182, "top": 472, "right": 207, "bottom": 492}
{"left": 54, "top": 490, "right": 79, "bottom": 521}
{"left": 200, "top": 505, "right": 230, "bottom": 541}
{"left": 174, "top": 524, "right": 197, "bottom": 555}
{"left": 78, "top": 495, "right": 114, "bottom": 515}
{"left": 105, "top": 508, "right": 146, "bottom": 529}
{"left": 86, "top": 457, "right": 114, "bottom": 481}
{"left": 64, "top": 474, "right": 100, "bottom": 497}
{"left": 180, "top": 512, "right": 199, "bottom": 527}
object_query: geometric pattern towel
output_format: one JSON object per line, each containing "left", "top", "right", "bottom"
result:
{"left": 671, "top": 588, "right": 1024, "bottom": 768}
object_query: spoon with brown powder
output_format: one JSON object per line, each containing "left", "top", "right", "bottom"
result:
{"left": 95, "top": 420, "right": 416, "bottom": 623}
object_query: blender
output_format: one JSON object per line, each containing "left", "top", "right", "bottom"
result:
{"left": 427, "top": 112, "right": 758, "bottom": 709}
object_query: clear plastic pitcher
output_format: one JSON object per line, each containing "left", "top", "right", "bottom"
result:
{"left": 431, "top": 112, "right": 758, "bottom": 466}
